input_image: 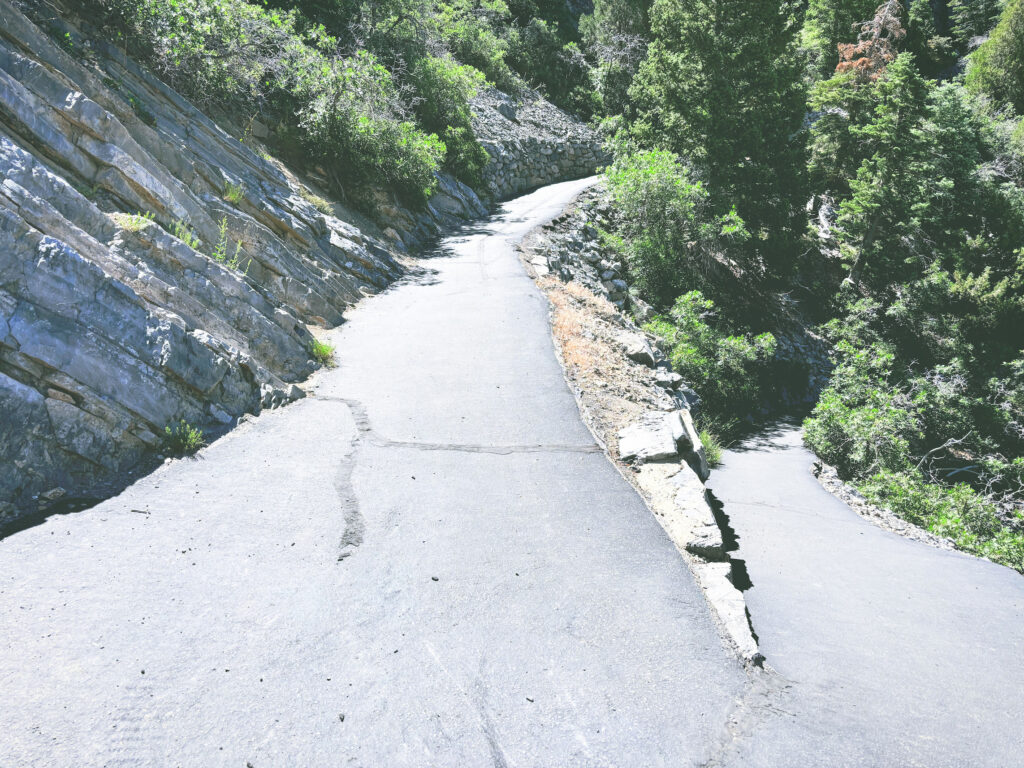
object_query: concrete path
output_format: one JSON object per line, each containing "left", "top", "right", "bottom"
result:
{"left": 0, "top": 178, "right": 747, "bottom": 767}
{"left": 707, "top": 424, "right": 1024, "bottom": 767}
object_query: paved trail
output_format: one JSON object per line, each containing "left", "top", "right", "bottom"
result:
{"left": 0, "top": 178, "right": 747, "bottom": 767}
{"left": 5, "top": 178, "right": 1022, "bottom": 767}
{"left": 707, "top": 424, "right": 1024, "bottom": 767}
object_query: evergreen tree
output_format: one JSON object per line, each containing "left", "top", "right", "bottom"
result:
{"left": 627, "top": 0, "right": 807, "bottom": 261}
{"left": 905, "top": 0, "right": 957, "bottom": 75}
{"left": 836, "top": 52, "right": 930, "bottom": 284}
{"left": 580, "top": 0, "right": 651, "bottom": 115}
{"left": 965, "top": 0, "right": 1024, "bottom": 112}
{"left": 949, "top": 0, "right": 1005, "bottom": 47}
{"left": 803, "top": 0, "right": 881, "bottom": 79}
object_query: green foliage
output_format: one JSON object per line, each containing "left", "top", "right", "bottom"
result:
{"left": 223, "top": 181, "right": 246, "bottom": 205}
{"left": 309, "top": 339, "right": 336, "bottom": 367}
{"left": 579, "top": 0, "right": 650, "bottom": 116}
{"left": 438, "top": 0, "right": 521, "bottom": 93}
{"left": 834, "top": 53, "right": 930, "bottom": 283}
{"left": 91, "top": 0, "right": 445, "bottom": 202}
{"left": 409, "top": 54, "right": 490, "bottom": 184}
{"left": 950, "top": 0, "right": 1007, "bottom": 49}
{"left": 111, "top": 211, "right": 154, "bottom": 232}
{"left": 698, "top": 424, "right": 724, "bottom": 466}
{"left": 645, "top": 291, "right": 776, "bottom": 427}
{"left": 965, "top": 0, "right": 1024, "bottom": 113}
{"left": 163, "top": 419, "right": 206, "bottom": 456}
{"left": 211, "top": 217, "right": 250, "bottom": 272}
{"left": 299, "top": 188, "right": 334, "bottom": 215}
{"left": 508, "top": 20, "right": 599, "bottom": 116}
{"left": 604, "top": 149, "right": 748, "bottom": 307}
{"left": 802, "top": 0, "right": 880, "bottom": 80}
{"left": 627, "top": 0, "right": 807, "bottom": 264}
{"left": 172, "top": 219, "right": 200, "bottom": 249}
{"left": 862, "top": 472, "right": 1024, "bottom": 571}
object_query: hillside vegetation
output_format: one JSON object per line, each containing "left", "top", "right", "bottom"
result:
{"left": 586, "top": 0, "right": 1024, "bottom": 570}
{"left": 78, "top": 0, "right": 599, "bottom": 202}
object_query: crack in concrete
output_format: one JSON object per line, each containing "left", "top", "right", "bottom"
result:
{"left": 700, "top": 667, "right": 793, "bottom": 768}
{"left": 318, "top": 393, "right": 598, "bottom": 562}
{"left": 312, "top": 395, "right": 600, "bottom": 455}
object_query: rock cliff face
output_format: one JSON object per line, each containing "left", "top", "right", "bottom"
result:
{"left": 472, "top": 89, "right": 609, "bottom": 201}
{"left": 0, "top": 0, "right": 595, "bottom": 526}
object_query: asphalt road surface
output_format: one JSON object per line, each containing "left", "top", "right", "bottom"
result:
{"left": 4, "top": 178, "right": 1022, "bottom": 767}
{"left": 0, "top": 178, "right": 748, "bottom": 767}
{"left": 707, "top": 423, "right": 1024, "bottom": 767}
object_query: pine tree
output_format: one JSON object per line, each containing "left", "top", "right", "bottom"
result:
{"left": 949, "top": 0, "right": 1005, "bottom": 48}
{"left": 804, "top": 0, "right": 883, "bottom": 79}
{"left": 965, "top": 0, "right": 1024, "bottom": 112}
{"left": 837, "top": 52, "right": 931, "bottom": 284}
{"left": 627, "top": 0, "right": 807, "bottom": 258}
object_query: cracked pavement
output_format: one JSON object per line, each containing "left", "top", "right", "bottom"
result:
{"left": 0, "top": 178, "right": 751, "bottom": 766}
{"left": 6, "top": 177, "right": 1017, "bottom": 766}
{"left": 707, "top": 424, "right": 1024, "bottom": 767}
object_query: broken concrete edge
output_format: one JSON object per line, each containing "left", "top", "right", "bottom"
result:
{"left": 516, "top": 201, "right": 763, "bottom": 668}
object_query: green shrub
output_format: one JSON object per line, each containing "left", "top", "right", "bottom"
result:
{"left": 605, "top": 150, "right": 748, "bottom": 308}
{"left": 223, "top": 181, "right": 246, "bottom": 205}
{"left": 90, "top": 0, "right": 444, "bottom": 203}
{"left": 645, "top": 291, "right": 775, "bottom": 429}
{"left": 409, "top": 54, "right": 489, "bottom": 185}
{"left": 309, "top": 339, "right": 336, "bottom": 367}
{"left": 164, "top": 419, "right": 206, "bottom": 455}
{"left": 438, "top": 0, "right": 521, "bottom": 93}
{"left": 860, "top": 470, "right": 1024, "bottom": 572}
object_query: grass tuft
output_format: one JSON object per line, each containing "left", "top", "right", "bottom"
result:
{"left": 309, "top": 339, "right": 336, "bottom": 368}
{"left": 110, "top": 211, "right": 154, "bottom": 233}
{"left": 163, "top": 419, "right": 206, "bottom": 456}
{"left": 300, "top": 187, "right": 334, "bottom": 215}
{"left": 224, "top": 181, "right": 246, "bottom": 205}
{"left": 698, "top": 425, "right": 724, "bottom": 467}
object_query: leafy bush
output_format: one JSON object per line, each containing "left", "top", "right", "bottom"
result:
{"left": 861, "top": 471, "right": 1024, "bottom": 572}
{"left": 164, "top": 419, "right": 206, "bottom": 455}
{"left": 409, "top": 54, "right": 490, "bottom": 185}
{"left": 309, "top": 339, "right": 336, "bottom": 367}
{"left": 438, "top": 0, "right": 521, "bottom": 93}
{"left": 508, "top": 19, "right": 599, "bottom": 117}
{"left": 605, "top": 149, "right": 748, "bottom": 307}
{"left": 90, "top": 0, "right": 445, "bottom": 202}
{"left": 645, "top": 291, "right": 776, "bottom": 428}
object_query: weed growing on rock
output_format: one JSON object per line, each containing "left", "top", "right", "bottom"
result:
{"left": 163, "top": 419, "right": 206, "bottom": 456}
{"left": 309, "top": 339, "right": 336, "bottom": 368}
{"left": 300, "top": 188, "right": 333, "bottom": 215}
{"left": 111, "top": 211, "right": 154, "bottom": 232}
{"left": 172, "top": 220, "right": 199, "bottom": 249}
{"left": 210, "top": 217, "right": 250, "bottom": 273}
{"left": 698, "top": 425, "right": 724, "bottom": 467}
{"left": 224, "top": 181, "right": 245, "bottom": 205}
